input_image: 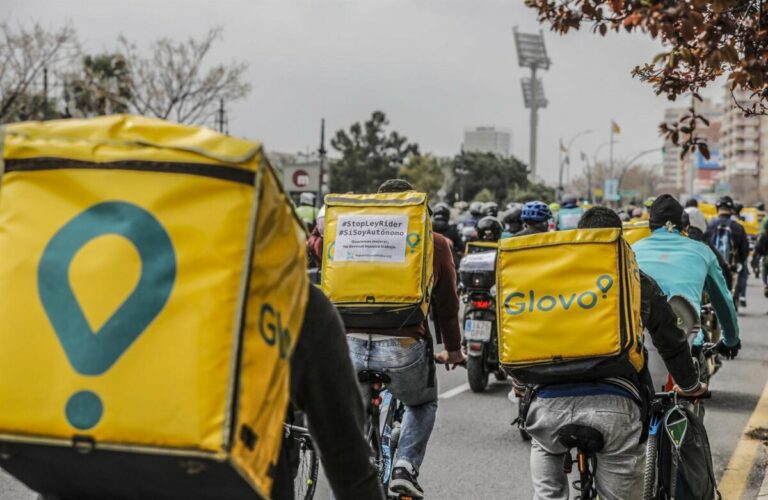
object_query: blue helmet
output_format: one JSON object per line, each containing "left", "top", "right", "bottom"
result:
{"left": 521, "top": 200, "right": 552, "bottom": 223}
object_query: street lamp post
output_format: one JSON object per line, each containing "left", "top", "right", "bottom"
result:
{"left": 557, "top": 129, "right": 593, "bottom": 199}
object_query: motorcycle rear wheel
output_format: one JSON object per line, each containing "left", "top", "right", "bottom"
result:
{"left": 467, "top": 356, "right": 489, "bottom": 393}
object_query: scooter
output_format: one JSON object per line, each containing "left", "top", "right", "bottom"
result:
{"left": 458, "top": 246, "right": 506, "bottom": 393}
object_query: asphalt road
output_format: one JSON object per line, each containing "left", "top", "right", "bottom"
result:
{"left": 3, "top": 281, "right": 768, "bottom": 499}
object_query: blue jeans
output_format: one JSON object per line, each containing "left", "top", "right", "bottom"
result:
{"left": 347, "top": 336, "right": 438, "bottom": 471}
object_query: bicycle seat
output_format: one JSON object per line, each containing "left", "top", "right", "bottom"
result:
{"left": 668, "top": 295, "right": 701, "bottom": 338}
{"left": 557, "top": 424, "right": 605, "bottom": 454}
{"left": 357, "top": 370, "right": 391, "bottom": 385}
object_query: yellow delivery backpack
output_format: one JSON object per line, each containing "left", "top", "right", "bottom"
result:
{"left": 623, "top": 220, "right": 652, "bottom": 245}
{"left": 0, "top": 115, "right": 308, "bottom": 499}
{"left": 497, "top": 229, "right": 644, "bottom": 385}
{"left": 321, "top": 192, "right": 433, "bottom": 329}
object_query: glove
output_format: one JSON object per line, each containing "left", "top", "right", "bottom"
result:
{"left": 717, "top": 340, "right": 741, "bottom": 360}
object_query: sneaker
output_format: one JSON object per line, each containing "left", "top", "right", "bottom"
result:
{"left": 389, "top": 465, "right": 424, "bottom": 498}
{"left": 740, "top": 297, "right": 747, "bottom": 308}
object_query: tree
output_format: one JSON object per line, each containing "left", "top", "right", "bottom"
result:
{"left": 398, "top": 154, "right": 447, "bottom": 199}
{"left": 119, "top": 28, "right": 250, "bottom": 124}
{"left": 64, "top": 54, "right": 131, "bottom": 117}
{"left": 508, "top": 182, "right": 557, "bottom": 204}
{"left": 449, "top": 151, "right": 529, "bottom": 203}
{"left": 0, "top": 22, "right": 79, "bottom": 123}
{"left": 525, "top": 0, "right": 768, "bottom": 157}
{"left": 330, "top": 111, "right": 419, "bottom": 193}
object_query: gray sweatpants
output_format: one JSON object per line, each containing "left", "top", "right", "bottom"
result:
{"left": 525, "top": 394, "right": 645, "bottom": 500}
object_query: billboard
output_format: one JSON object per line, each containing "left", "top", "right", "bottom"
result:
{"left": 695, "top": 148, "right": 721, "bottom": 170}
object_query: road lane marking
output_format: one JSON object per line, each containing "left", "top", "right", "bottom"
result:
{"left": 438, "top": 383, "right": 470, "bottom": 399}
{"left": 719, "top": 381, "right": 768, "bottom": 498}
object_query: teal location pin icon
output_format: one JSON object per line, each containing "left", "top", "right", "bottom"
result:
{"left": 596, "top": 274, "right": 614, "bottom": 299}
{"left": 38, "top": 201, "right": 176, "bottom": 430}
{"left": 406, "top": 233, "right": 420, "bottom": 254}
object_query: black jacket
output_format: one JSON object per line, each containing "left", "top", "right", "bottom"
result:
{"left": 704, "top": 215, "right": 749, "bottom": 264}
{"left": 272, "top": 286, "right": 385, "bottom": 500}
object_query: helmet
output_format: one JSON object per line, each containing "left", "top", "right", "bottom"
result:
{"left": 502, "top": 207, "right": 523, "bottom": 233}
{"left": 549, "top": 202, "right": 561, "bottom": 213}
{"left": 619, "top": 212, "right": 631, "bottom": 222}
{"left": 432, "top": 202, "right": 451, "bottom": 222}
{"left": 631, "top": 207, "right": 643, "bottom": 218}
{"left": 506, "top": 202, "right": 523, "bottom": 212}
{"left": 521, "top": 200, "right": 552, "bottom": 223}
{"left": 476, "top": 216, "right": 503, "bottom": 242}
{"left": 734, "top": 202, "right": 744, "bottom": 214}
{"left": 716, "top": 195, "right": 734, "bottom": 210}
{"left": 469, "top": 201, "right": 484, "bottom": 216}
{"left": 755, "top": 201, "right": 766, "bottom": 211}
{"left": 644, "top": 197, "right": 656, "bottom": 208}
{"left": 561, "top": 194, "right": 577, "bottom": 208}
{"left": 482, "top": 201, "right": 499, "bottom": 217}
{"left": 299, "top": 192, "right": 316, "bottom": 206}
{"left": 684, "top": 207, "right": 707, "bottom": 233}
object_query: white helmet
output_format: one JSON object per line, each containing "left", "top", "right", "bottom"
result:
{"left": 299, "top": 192, "right": 317, "bottom": 206}
{"left": 684, "top": 207, "right": 707, "bottom": 233}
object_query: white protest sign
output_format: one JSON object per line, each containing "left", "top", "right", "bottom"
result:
{"left": 334, "top": 215, "right": 409, "bottom": 262}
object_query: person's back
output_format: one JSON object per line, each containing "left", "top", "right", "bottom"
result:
{"left": 632, "top": 194, "right": 739, "bottom": 349}
{"left": 555, "top": 195, "right": 583, "bottom": 230}
{"left": 514, "top": 200, "right": 551, "bottom": 237}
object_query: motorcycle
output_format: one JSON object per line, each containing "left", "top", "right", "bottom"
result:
{"left": 458, "top": 243, "right": 506, "bottom": 393}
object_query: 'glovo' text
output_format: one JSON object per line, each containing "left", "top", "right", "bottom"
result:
{"left": 504, "top": 275, "right": 614, "bottom": 316}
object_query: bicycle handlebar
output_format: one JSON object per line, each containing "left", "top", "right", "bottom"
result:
{"left": 653, "top": 390, "right": 712, "bottom": 401}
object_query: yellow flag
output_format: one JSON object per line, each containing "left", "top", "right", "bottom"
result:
{"left": 611, "top": 120, "right": 621, "bottom": 134}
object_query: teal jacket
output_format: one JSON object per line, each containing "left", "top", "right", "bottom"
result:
{"left": 632, "top": 228, "right": 739, "bottom": 347}
{"left": 556, "top": 206, "right": 584, "bottom": 230}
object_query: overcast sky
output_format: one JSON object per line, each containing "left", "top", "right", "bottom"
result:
{"left": 1, "top": 0, "right": 725, "bottom": 184}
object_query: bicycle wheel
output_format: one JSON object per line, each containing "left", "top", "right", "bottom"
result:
{"left": 643, "top": 433, "right": 658, "bottom": 500}
{"left": 293, "top": 435, "right": 319, "bottom": 500}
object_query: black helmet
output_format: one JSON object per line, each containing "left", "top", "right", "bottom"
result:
{"left": 476, "top": 216, "right": 503, "bottom": 242}
{"left": 502, "top": 207, "right": 523, "bottom": 234}
{"left": 469, "top": 201, "right": 484, "bottom": 216}
{"left": 561, "top": 194, "right": 578, "bottom": 207}
{"left": 432, "top": 202, "right": 451, "bottom": 222}
{"left": 734, "top": 202, "right": 744, "bottom": 214}
{"left": 482, "top": 201, "right": 499, "bottom": 217}
{"left": 755, "top": 201, "right": 766, "bottom": 211}
{"left": 716, "top": 196, "right": 734, "bottom": 210}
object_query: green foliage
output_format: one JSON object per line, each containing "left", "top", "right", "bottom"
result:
{"left": 330, "top": 111, "right": 419, "bottom": 193}
{"left": 472, "top": 188, "right": 495, "bottom": 202}
{"left": 65, "top": 54, "right": 131, "bottom": 117}
{"left": 449, "top": 151, "right": 528, "bottom": 203}
{"left": 508, "top": 182, "right": 556, "bottom": 204}
{"left": 398, "top": 154, "right": 445, "bottom": 199}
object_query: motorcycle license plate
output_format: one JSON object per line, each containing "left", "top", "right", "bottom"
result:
{"left": 464, "top": 319, "right": 492, "bottom": 341}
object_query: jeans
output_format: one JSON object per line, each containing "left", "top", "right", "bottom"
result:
{"left": 737, "top": 263, "right": 748, "bottom": 299}
{"left": 526, "top": 394, "right": 645, "bottom": 500}
{"left": 347, "top": 336, "right": 438, "bottom": 471}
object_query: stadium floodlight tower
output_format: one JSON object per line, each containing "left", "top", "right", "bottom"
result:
{"left": 514, "top": 28, "right": 551, "bottom": 180}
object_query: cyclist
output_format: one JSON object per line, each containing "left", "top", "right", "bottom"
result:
{"left": 524, "top": 206, "right": 706, "bottom": 500}
{"left": 515, "top": 201, "right": 552, "bottom": 237}
{"left": 501, "top": 205, "right": 523, "bottom": 238}
{"left": 432, "top": 202, "right": 463, "bottom": 265}
{"left": 555, "top": 194, "right": 584, "bottom": 230}
{"left": 633, "top": 195, "right": 740, "bottom": 361}
{"left": 476, "top": 216, "right": 503, "bottom": 242}
{"left": 705, "top": 196, "right": 750, "bottom": 308}
{"left": 274, "top": 285, "right": 386, "bottom": 500}
{"left": 295, "top": 192, "right": 320, "bottom": 231}
{"left": 345, "top": 179, "right": 465, "bottom": 499}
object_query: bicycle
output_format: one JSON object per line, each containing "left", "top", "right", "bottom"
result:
{"left": 357, "top": 370, "right": 409, "bottom": 499}
{"left": 284, "top": 421, "right": 319, "bottom": 500}
{"left": 557, "top": 423, "right": 605, "bottom": 500}
{"left": 643, "top": 391, "right": 716, "bottom": 500}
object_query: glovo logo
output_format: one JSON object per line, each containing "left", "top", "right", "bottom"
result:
{"left": 406, "top": 232, "right": 420, "bottom": 254}
{"left": 258, "top": 303, "right": 292, "bottom": 360}
{"left": 504, "top": 274, "right": 614, "bottom": 316}
{"left": 326, "top": 240, "right": 336, "bottom": 261}
{"left": 38, "top": 201, "right": 176, "bottom": 431}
